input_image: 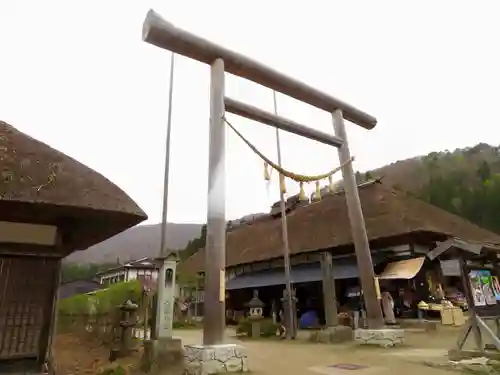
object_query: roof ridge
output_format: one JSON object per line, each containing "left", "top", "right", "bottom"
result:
{"left": 180, "top": 178, "right": 500, "bottom": 274}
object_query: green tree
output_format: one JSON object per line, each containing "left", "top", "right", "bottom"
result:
{"left": 477, "top": 161, "right": 492, "bottom": 182}
{"left": 416, "top": 149, "right": 500, "bottom": 234}
{"left": 180, "top": 224, "right": 207, "bottom": 260}
{"left": 61, "top": 262, "right": 116, "bottom": 283}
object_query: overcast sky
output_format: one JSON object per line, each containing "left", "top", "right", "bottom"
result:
{"left": 1, "top": 1, "right": 499, "bottom": 224}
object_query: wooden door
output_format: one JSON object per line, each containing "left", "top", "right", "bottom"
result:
{"left": 0, "top": 255, "right": 59, "bottom": 372}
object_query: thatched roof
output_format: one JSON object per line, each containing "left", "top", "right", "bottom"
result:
{"left": 0, "top": 121, "right": 147, "bottom": 250}
{"left": 181, "top": 180, "right": 500, "bottom": 274}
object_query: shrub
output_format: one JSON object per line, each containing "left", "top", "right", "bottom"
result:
{"left": 96, "top": 365, "right": 128, "bottom": 375}
{"left": 58, "top": 280, "right": 142, "bottom": 315}
{"left": 172, "top": 320, "right": 199, "bottom": 329}
{"left": 236, "top": 317, "right": 280, "bottom": 338}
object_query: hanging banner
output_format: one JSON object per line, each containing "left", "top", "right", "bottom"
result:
{"left": 469, "top": 270, "right": 497, "bottom": 306}
{"left": 492, "top": 276, "right": 500, "bottom": 301}
{"left": 378, "top": 257, "right": 425, "bottom": 280}
{"left": 219, "top": 269, "right": 226, "bottom": 302}
{"left": 440, "top": 259, "right": 461, "bottom": 276}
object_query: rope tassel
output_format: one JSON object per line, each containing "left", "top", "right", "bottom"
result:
{"left": 264, "top": 161, "right": 271, "bottom": 181}
{"left": 299, "top": 182, "right": 307, "bottom": 201}
{"left": 315, "top": 181, "right": 321, "bottom": 201}
{"left": 279, "top": 173, "right": 287, "bottom": 194}
{"left": 223, "top": 116, "right": 354, "bottom": 183}
{"left": 328, "top": 175, "right": 334, "bottom": 192}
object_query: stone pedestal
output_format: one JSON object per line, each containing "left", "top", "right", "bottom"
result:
{"left": 141, "top": 337, "right": 184, "bottom": 374}
{"left": 250, "top": 320, "right": 261, "bottom": 339}
{"left": 309, "top": 325, "right": 353, "bottom": 343}
{"left": 184, "top": 344, "right": 248, "bottom": 375}
{"left": 354, "top": 328, "right": 404, "bottom": 348}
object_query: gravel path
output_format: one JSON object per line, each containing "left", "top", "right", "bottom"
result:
{"left": 53, "top": 327, "right": 463, "bottom": 375}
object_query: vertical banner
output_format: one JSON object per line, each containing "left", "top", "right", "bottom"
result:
{"left": 374, "top": 277, "right": 381, "bottom": 300}
{"left": 219, "top": 269, "right": 226, "bottom": 302}
{"left": 492, "top": 276, "right": 500, "bottom": 301}
{"left": 469, "top": 270, "right": 497, "bottom": 306}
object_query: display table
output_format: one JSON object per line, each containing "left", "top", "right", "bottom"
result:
{"left": 417, "top": 301, "right": 443, "bottom": 320}
{"left": 441, "top": 306, "right": 466, "bottom": 326}
{"left": 417, "top": 300, "right": 466, "bottom": 326}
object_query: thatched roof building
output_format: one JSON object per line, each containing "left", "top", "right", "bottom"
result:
{"left": 181, "top": 180, "right": 500, "bottom": 274}
{"left": 0, "top": 121, "right": 147, "bottom": 251}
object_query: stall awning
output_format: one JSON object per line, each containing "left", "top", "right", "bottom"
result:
{"left": 226, "top": 262, "right": 360, "bottom": 290}
{"left": 378, "top": 257, "right": 426, "bottom": 280}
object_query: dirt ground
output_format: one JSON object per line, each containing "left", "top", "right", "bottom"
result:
{"left": 53, "top": 326, "right": 467, "bottom": 375}
{"left": 52, "top": 333, "right": 141, "bottom": 375}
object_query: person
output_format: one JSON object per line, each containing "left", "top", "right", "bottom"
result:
{"left": 346, "top": 285, "right": 363, "bottom": 328}
{"left": 394, "top": 287, "right": 413, "bottom": 318}
{"left": 381, "top": 288, "right": 396, "bottom": 325}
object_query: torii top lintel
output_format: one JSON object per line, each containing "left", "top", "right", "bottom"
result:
{"left": 142, "top": 9, "right": 377, "bottom": 130}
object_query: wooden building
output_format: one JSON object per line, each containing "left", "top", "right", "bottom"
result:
{"left": 180, "top": 179, "right": 500, "bottom": 319}
{"left": 0, "top": 121, "right": 147, "bottom": 374}
{"left": 95, "top": 257, "right": 161, "bottom": 286}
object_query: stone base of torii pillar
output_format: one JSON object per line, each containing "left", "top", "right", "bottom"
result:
{"left": 184, "top": 344, "right": 249, "bottom": 375}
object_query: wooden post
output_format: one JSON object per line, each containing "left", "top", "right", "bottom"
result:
{"left": 204, "top": 58, "right": 226, "bottom": 345}
{"left": 332, "top": 109, "right": 384, "bottom": 329}
{"left": 492, "top": 260, "right": 500, "bottom": 338}
{"left": 458, "top": 257, "right": 484, "bottom": 351}
{"left": 272, "top": 91, "right": 294, "bottom": 340}
{"left": 194, "top": 279, "right": 199, "bottom": 318}
{"left": 38, "top": 258, "right": 62, "bottom": 368}
{"left": 143, "top": 295, "right": 149, "bottom": 340}
{"left": 271, "top": 299, "right": 277, "bottom": 324}
{"left": 476, "top": 316, "right": 500, "bottom": 350}
{"left": 320, "top": 252, "right": 338, "bottom": 327}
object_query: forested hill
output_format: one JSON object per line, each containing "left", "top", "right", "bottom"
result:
{"left": 368, "top": 143, "right": 500, "bottom": 234}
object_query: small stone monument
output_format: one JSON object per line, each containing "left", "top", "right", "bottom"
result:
{"left": 281, "top": 288, "right": 298, "bottom": 339}
{"left": 142, "top": 252, "right": 183, "bottom": 374}
{"left": 246, "top": 290, "right": 265, "bottom": 338}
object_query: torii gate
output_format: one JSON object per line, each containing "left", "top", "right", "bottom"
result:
{"left": 142, "top": 9, "right": 384, "bottom": 346}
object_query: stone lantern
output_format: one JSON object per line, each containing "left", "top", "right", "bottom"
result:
{"left": 246, "top": 290, "right": 265, "bottom": 338}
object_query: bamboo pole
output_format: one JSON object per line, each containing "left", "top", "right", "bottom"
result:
{"left": 272, "top": 91, "right": 295, "bottom": 339}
